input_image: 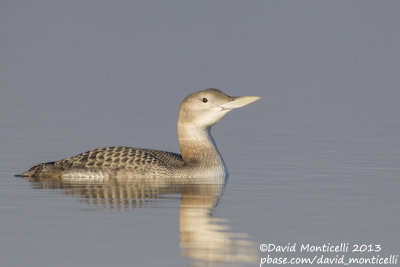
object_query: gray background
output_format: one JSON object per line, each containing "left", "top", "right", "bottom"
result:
{"left": 1, "top": 1, "right": 399, "bottom": 267}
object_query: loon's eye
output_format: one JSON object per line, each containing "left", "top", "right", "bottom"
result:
{"left": 202, "top": 98, "right": 208, "bottom": 103}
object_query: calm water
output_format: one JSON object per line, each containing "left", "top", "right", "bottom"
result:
{"left": 1, "top": 103, "right": 399, "bottom": 267}
{"left": 1, "top": 1, "right": 400, "bottom": 266}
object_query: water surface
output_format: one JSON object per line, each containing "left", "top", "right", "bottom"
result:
{"left": 1, "top": 106, "right": 399, "bottom": 266}
{"left": 1, "top": 1, "right": 400, "bottom": 266}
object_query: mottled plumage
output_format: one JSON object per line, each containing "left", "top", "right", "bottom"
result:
{"left": 22, "top": 146, "right": 184, "bottom": 178}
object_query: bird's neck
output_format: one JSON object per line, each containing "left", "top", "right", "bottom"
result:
{"left": 177, "top": 123, "right": 225, "bottom": 170}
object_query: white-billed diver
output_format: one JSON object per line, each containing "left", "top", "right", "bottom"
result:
{"left": 19, "top": 88, "right": 260, "bottom": 179}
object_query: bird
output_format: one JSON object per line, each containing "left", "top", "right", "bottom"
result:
{"left": 19, "top": 88, "right": 260, "bottom": 179}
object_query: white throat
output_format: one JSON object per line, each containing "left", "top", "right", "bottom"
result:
{"left": 177, "top": 123, "right": 228, "bottom": 177}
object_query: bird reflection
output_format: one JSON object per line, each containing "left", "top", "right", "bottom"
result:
{"left": 24, "top": 175, "right": 258, "bottom": 266}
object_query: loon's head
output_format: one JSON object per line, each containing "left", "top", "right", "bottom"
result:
{"left": 178, "top": 88, "right": 260, "bottom": 129}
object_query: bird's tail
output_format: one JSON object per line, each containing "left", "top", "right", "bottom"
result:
{"left": 17, "top": 162, "right": 56, "bottom": 177}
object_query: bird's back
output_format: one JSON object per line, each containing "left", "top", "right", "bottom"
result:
{"left": 21, "top": 146, "right": 184, "bottom": 178}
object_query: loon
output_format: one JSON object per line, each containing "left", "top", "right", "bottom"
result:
{"left": 19, "top": 89, "right": 260, "bottom": 179}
